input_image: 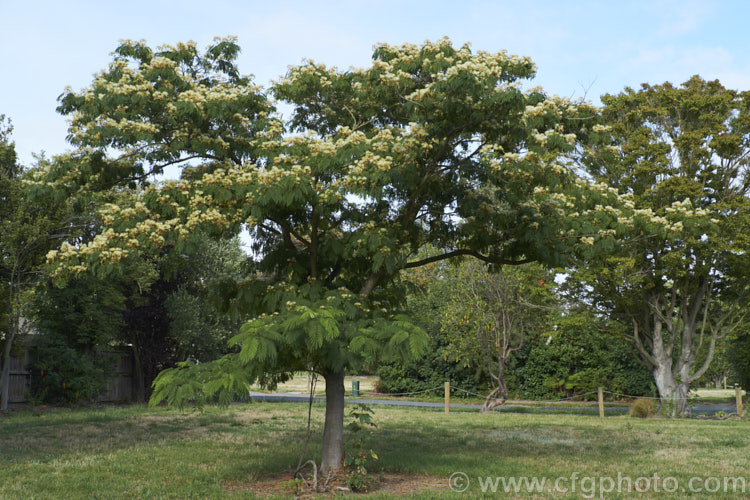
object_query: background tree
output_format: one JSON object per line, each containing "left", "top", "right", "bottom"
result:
{"left": 45, "top": 38, "right": 645, "bottom": 472}
{"left": 376, "top": 258, "right": 494, "bottom": 397}
{"left": 440, "top": 261, "right": 555, "bottom": 411}
{"left": 378, "top": 267, "right": 654, "bottom": 402}
{"left": 31, "top": 228, "right": 247, "bottom": 404}
{"left": 120, "top": 234, "right": 247, "bottom": 402}
{"left": 0, "top": 117, "right": 71, "bottom": 410}
{"left": 31, "top": 275, "right": 125, "bottom": 404}
{"left": 729, "top": 330, "right": 750, "bottom": 390}
{"left": 163, "top": 235, "right": 247, "bottom": 363}
{"left": 571, "top": 76, "right": 750, "bottom": 415}
{"left": 692, "top": 334, "right": 735, "bottom": 388}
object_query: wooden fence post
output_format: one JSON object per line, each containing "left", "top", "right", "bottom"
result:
{"left": 598, "top": 387, "right": 605, "bottom": 418}
{"left": 445, "top": 381, "right": 450, "bottom": 414}
{"left": 736, "top": 385, "right": 743, "bottom": 416}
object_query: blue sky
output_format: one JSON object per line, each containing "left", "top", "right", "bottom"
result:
{"left": 2, "top": 0, "right": 749, "bottom": 165}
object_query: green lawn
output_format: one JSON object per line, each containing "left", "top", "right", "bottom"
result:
{"left": 1, "top": 403, "right": 749, "bottom": 498}
{"left": 693, "top": 388, "right": 745, "bottom": 404}
{"left": 250, "top": 372, "right": 379, "bottom": 396}
{"left": 252, "top": 374, "right": 739, "bottom": 411}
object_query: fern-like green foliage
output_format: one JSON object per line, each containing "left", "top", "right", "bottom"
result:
{"left": 151, "top": 283, "right": 428, "bottom": 406}
{"left": 150, "top": 357, "right": 249, "bottom": 408}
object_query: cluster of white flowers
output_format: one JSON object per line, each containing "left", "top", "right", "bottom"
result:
{"left": 406, "top": 87, "right": 432, "bottom": 102}
{"left": 593, "top": 204, "right": 620, "bottom": 216}
{"left": 252, "top": 165, "right": 311, "bottom": 187}
{"left": 258, "top": 119, "right": 284, "bottom": 138}
{"left": 348, "top": 150, "right": 392, "bottom": 174}
{"left": 148, "top": 56, "right": 177, "bottom": 70}
{"left": 206, "top": 84, "right": 258, "bottom": 103}
{"left": 533, "top": 132, "right": 548, "bottom": 144}
{"left": 523, "top": 102, "right": 548, "bottom": 119}
{"left": 185, "top": 208, "right": 228, "bottom": 230}
{"left": 196, "top": 169, "right": 238, "bottom": 190}
{"left": 632, "top": 208, "right": 655, "bottom": 217}
{"left": 617, "top": 216, "right": 634, "bottom": 227}
{"left": 178, "top": 89, "right": 206, "bottom": 106}
{"left": 99, "top": 247, "right": 128, "bottom": 262}
{"left": 549, "top": 193, "right": 567, "bottom": 202}
{"left": 308, "top": 139, "right": 337, "bottom": 156}
{"left": 550, "top": 164, "right": 567, "bottom": 175}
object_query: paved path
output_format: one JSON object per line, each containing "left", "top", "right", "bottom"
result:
{"left": 247, "top": 391, "right": 734, "bottom": 416}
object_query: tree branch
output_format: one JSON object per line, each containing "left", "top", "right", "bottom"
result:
{"left": 404, "top": 249, "right": 534, "bottom": 269}
{"left": 632, "top": 319, "right": 657, "bottom": 369}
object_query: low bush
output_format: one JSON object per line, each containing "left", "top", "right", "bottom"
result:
{"left": 629, "top": 398, "right": 656, "bottom": 418}
{"left": 512, "top": 314, "right": 653, "bottom": 400}
{"left": 28, "top": 334, "right": 108, "bottom": 404}
{"left": 375, "top": 342, "right": 487, "bottom": 397}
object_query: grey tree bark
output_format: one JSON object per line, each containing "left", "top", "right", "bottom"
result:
{"left": 320, "top": 369, "right": 345, "bottom": 474}
{"left": 632, "top": 287, "right": 727, "bottom": 417}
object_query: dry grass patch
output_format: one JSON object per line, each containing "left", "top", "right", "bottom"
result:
{"left": 225, "top": 472, "right": 448, "bottom": 498}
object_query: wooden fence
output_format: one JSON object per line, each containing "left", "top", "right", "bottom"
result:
{"left": 3, "top": 346, "right": 136, "bottom": 404}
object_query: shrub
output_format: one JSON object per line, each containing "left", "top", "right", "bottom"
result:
{"left": 375, "top": 341, "right": 487, "bottom": 397}
{"left": 629, "top": 398, "right": 655, "bottom": 418}
{"left": 29, "top": 334, "right": 108, "bottom": 404}
{"left": 512, "top": 314, "right": 653, "bottom": 400}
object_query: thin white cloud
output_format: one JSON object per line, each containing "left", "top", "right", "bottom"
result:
{"left": 654, "top": 0, "right": 714, "bottom": 38}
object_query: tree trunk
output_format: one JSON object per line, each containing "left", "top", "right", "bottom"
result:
{"left": 480, "top": 359, "right": 509, "bottom": 413}
{"left": 652, "top": 364, "right": 688, "bottom": 417}
{"left": 0, "top": 336, "right": 12, "bottom": 411}
{"left": 480, "top": 386, "right": 506, "bottom": 413}
{"left": 132, "top": 343, "right": 145, "bottom": 403}
{"left": 321, "top": 369, "right": 345, "bottom": 474}
{"left": 0, "top": 317, "right": 17, "bottom": 411}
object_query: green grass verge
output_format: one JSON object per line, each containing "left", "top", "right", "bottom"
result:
{"left": 1, "top": 403, "right": 749, "bottom": 498}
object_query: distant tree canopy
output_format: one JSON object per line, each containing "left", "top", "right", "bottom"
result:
{"left": 378, "top": 261, "right": 653, "bottom": 402}
{"left": 438, "top": 261, "right": 555, "bottom": 411}
{"left": 569, "top": 76, "right": 750, "bottom": 416}
{"left": 0, "top": 117, "right": 74, "bottom": 410}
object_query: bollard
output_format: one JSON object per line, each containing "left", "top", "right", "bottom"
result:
{"left": 352, "top": 380, "right": 360, "bottom": 397}
{"left": 445, "top": 381, "right": 450, "bottom": 414}
{"left": 598, "top": 387, "right": 605, "bottom": 418}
